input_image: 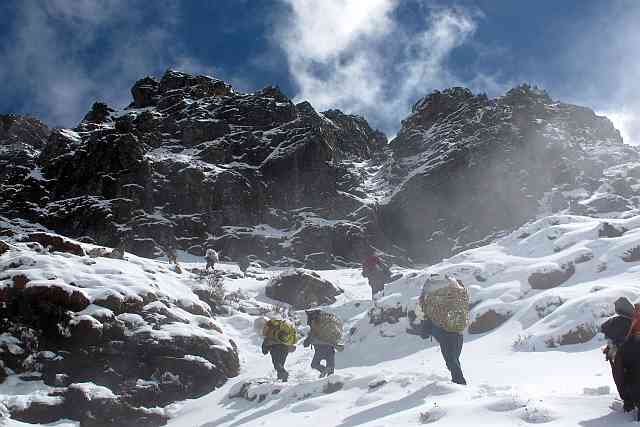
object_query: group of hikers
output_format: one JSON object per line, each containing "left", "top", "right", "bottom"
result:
{"left": 204, "top": 247, "right": 467, "bottom": 385}
{"left": 255, "top": 252, "right": 468, "bottom": 386}
{"left": 260, "top": 309, "right": 344, "bottom": 382}
{"left": 205, "top": 247, "right": 640, "bottom": 416}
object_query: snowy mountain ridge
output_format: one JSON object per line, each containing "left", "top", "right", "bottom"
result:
{"left": 3, "top": 73, "right": 638, "bottom": 269}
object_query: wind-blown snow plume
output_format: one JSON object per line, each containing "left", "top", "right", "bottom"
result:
{"left": 276, "top": 0, "right": 479, "bottom": 134}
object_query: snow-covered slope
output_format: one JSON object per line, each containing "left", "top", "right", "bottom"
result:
{"left": 6, "top": 212, "right": 640, "bottom": 426}
{"left": 158, "top": 213, "right": 640, "bottom": 426}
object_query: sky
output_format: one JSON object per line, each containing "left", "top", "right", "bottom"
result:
{"left": 0, "top": 0, "right": 639, "bottom": 143}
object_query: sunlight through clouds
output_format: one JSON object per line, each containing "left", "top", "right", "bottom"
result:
{"left": 276, "top": 0, "right": 480, "bottom": 136}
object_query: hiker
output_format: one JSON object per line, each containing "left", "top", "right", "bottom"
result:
{"left": 601, "top": 297, "right": 634, "bottom": 410}
{"left": 620, "top": 306, "right": 640, "bottom": 419}
{"left": 238, "top": 255, "right": 250, "bottom": 276}
{"left": 261, "top": 318, "right": 297, "bottom": 382}
{"left": 205, "top": 248, "right": 219, "bottom": 271}
{"left": 416, "top": 274, "right": 468, "bottom": 385}
{"left": 362, "top": 253, "right": 391, "bottom": 300}
{"left": 304, "top": 309, "right": 344, "bottom": 378}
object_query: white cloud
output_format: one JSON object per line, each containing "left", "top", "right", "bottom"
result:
{"left": 276, "top": 0, "right": 481, "bottom": 135}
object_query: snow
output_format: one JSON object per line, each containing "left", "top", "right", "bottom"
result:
{"left": 8, "top": 213, "right": 640, "bottom": 425}
{"left": 67, "top": 383, "right": 116, "bottom": 400}
{"left": 160, "top": 212, "right": 640, "bottom": 426}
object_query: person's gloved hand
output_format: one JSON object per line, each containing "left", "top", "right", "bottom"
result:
{"left": 303, "top": 336, "right": 311, "bottom": 348}
{"left": 261, "top": 342, "right": 269, "bottom": 355}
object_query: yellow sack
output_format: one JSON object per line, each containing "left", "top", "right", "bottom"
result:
{"left": 423, "top": 285, "right": 469, "bottom": 334}
{"left": 263, "top": 319, "right": 297, "bottom": 346}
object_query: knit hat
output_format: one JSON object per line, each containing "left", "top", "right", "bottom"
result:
{"left": 615, "top": 297, "right": 634, "bottom": 317}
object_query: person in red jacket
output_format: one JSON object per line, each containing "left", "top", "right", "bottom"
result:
{"left": 362, "top": 253, "right": 391, "bottom": 299}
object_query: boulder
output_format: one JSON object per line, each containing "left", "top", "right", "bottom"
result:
{"left": 22, "top": 282, "right": 90, "bottom": 312}
{"left": 26, "top": 232, "right": 85, "bottom": 256}
{"left": 265, "top": 269, "right": 343, "bottom": 309}
{"left": 598, "top": 222, "right": 626, "bottom": 238}
{"left": 528, "top": 263, "right": 575, "bottom": 290}
{"left": 63, "top": 384, "right": 168, "bottom": 427}
{"left": 0, "top": 240, "right": 9, "bottom": 255}
{"left": 554, "top": 324, "right": 598, "bottom": 346}
{"left": 468, "top": 309, "right": 511, "bottom": 334}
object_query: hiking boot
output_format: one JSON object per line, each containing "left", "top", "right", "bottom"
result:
{"left": 624, "top": 400, "right": 635, "bottom": 413}
{"left": 277, "top": 370, "right": 289, "bottom": 382}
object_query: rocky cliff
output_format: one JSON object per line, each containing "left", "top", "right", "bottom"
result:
{"left": 1, "top": 74, "right": 638, "bottom": 266}
{"left": 1, "top": 70, "right": 392, "bottom": 268}
{"left": 380, "top": 85, "right": 639, "bottom": 262}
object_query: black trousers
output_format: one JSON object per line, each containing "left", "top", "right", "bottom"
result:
{"left": 311, "top": 344, "right": 335, "bottom": 374}
{"left": 431, "top": 325, "right": 466, "bottom": 385}
{"left": 269, "top": 344, "right": 289, "bottom": 381}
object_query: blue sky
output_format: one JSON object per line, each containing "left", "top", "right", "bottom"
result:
{"left": 1, "top": 1, "right": 639, "bottom": 142}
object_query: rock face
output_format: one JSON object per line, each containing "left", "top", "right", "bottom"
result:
{"left": 0, "top": 230, "right": 239, "bottom": 426}
{"left": 1, "top": 70, "right": 391, "bottom": 266}
{"left": 379, "top": 85, "right": 639, "bottom": 262}
{"left": 2, "top": 75, "right": 639, "bottom": 267}
{"left": 265, "top": 269, "right": 343, "bottom": 309}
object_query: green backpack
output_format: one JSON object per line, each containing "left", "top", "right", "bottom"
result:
{"left": 263, "top": 319, "right": 297, "bottom": 346}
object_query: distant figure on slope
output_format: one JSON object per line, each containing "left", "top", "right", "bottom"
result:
{"left": 602, "top": 297, "right": 634, "bottom": 410}
{"left": 260, "top": 318, "right": 297, "bottom": 382}
{"left": 205, "top": 248, "right": 219, "bottom": 271}
{"left": 362, "top": 252, "right": 391, "bottom": 300}
{"left": 238, "top": 255, "right": 250, "bottom": 276}
{"left": 304, "top": 309, "right": 344, "bottom": 378}
{"left": 417, "top": 274, "right": 469, "bottom": 385}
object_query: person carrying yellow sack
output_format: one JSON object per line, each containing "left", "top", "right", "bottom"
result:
{"left": 261, "top": 318, "right": 297, "bottom": 382}
{"left": 303, "top": 309, "right": 344, "bottom": 378}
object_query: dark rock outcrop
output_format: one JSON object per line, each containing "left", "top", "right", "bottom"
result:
{"left": 2, "top": 74, "right": 639, "bottom": 268}
{"left": 1, "top": 70, "right": 393, "bottom": 265}
{"left": 0, "top": 234, "right": 240, "bottom": 426}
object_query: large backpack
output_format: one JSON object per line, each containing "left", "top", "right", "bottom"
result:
{"left": 422, "top": 280, "right": 469, "bottom": 334}
{"left": 263, "top": 319, "right": 297, "bottom": 346}
{"left": 310, "top": 311, "right": 344, "bottom": 347}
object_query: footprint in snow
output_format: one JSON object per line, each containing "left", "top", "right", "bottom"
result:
{"left": 419, "top": 405, "right": 446, "bottom": 424}
{"left": 290, "top": 401, "right": 322, "bottom": 413}
{"left": 583, "top": 386, "right": 610, "bottom": 396}
{"left": 486, "top": 395, "right": 528, "bottom": 412}
{"left": 516, "top": 403, "right": 557, "bottom": 424}
{"left": 423, "top": 381, "right": 459, "bottom": 396}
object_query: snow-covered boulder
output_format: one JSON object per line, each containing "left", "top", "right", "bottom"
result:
{"left": 265, "top": 269, "right": 343, "bottom": 309}
{"left": 0, "top": 230, "right": 239, "bottom": 425}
